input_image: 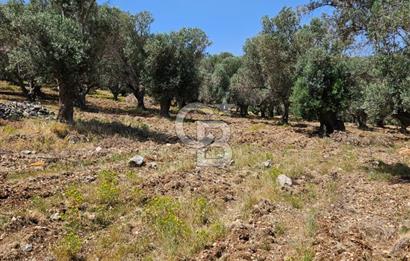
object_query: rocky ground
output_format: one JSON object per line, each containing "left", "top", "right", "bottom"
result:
{"left": 0, "top": 101, "right": 54, "bottom": 120}
{"left": 0, "top": 84, "right": 409, "bottom": 261}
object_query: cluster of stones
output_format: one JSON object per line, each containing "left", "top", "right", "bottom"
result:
{"left": 0, "top": 102, "right": 54, "bottom": 120}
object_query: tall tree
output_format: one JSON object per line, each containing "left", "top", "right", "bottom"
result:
{"left": 308, "top": 0, "right": 410, "bottom": 131}
{"left": 257, "top": 8, "right": 300, "bottom": 123}
{"left": 291, "top": 18, "right": 352, "bottom": 134}
{"left": 144, "top": 28, "right": 210, "bottom": 117}
{"left": 97, "top": 7, "right": 153, "bottom": 108}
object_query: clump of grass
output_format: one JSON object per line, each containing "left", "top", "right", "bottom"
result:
{"left": 53, "top": 232, "right": 83, "bottom": 261}
{"left": 91, "top": 223, "right": 153, "bottom": 260}
{"left": 0, "top": 214, "right": 10, "bottom": 230}
{"left": 50, "top": 122, "right": 70, "bottom": 139}
{"left": 191, "top": 221, "right": 225, "bottom": 254}
{"left": 141, "top": 196, "right": 225, "bottom": 258}
{"left": 275, "top": 222, "right": 287, "bottom": 236}
{"left": 400, "top": 226, "right": 410, "bottom": 234}
{"left": 233, "top": 144, "right": 273, "bottom": 169}
{"left": 31, "top": 196, "right": 49, "bottom": 214}
{"left": 282, "top": 194, "right": 304, "bottom": 209}
{"left": 192, "top": 197, "right": 214, "bottom": 225}
{"left": 305, "top": 209, "right": 318, "bottom": 237}
{"left": 297, "top": 247, "right": 315, "bottom": 261}
{"left": 97, "top": 170, "right": 120, "bottom": 206}
{"left": 144, "top": 196, "right": 190, "bottom": 254}
{"left": 286, "top": 244, "right": 315, "bottom": 261}
{"left": 160, "top": 153, "right": 196, "bottom": 174}
{"left": 368, "top": 170, "right": 393, "bottom": 182}
{"left": 65, "top": 186, "right": 84, "bottom": 208}
{"left": 1, "top": 125, "right": 17, "bottom": 136}
{"left": 247, "top": 123, "right": 266, "bottom": 133}
{"left": 140, "top": 123, "right": 150, "bottom": 134}
{"left": 268, "top": 167, "right": 282, "bottom": 180}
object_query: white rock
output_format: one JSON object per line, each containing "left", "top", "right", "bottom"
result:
{"left": 21, "top": 244, "right": 33, "bottom": 252}
{"left": 262, "top": 160, "right": 273, "bottom": 168}
{"left": 50, "top": 213, "right": 61, "bottom": 221}
{"left": 147, "top": 162, "right": 158, "bottom": 169}
{"left": 95, "top": 147, "right": 103, "bottom": 153}
{"left": 128, "top": 155, "right": 145, "bottom": 167}
{"left": 277, "top": 175, "right": 293, "bottom": 189}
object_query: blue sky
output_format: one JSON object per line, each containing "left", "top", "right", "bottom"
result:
{"left": 98, "top": 0, "right": 332, "bottom": 55}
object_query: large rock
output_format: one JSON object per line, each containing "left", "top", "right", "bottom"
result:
{"left": 128, "top": 155, "right": 145, "bottom": 167}
{"left": 125, "top": 94, "right": 137, "bottom": 105}
{"left": 277, "top": 175, "right": 293, "bottom": 189}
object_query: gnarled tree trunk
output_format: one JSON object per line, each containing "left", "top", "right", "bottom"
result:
{"left": 57, "top": 82, "right": 75, "bottom": 124}
{"left": 393, "top": 110, "right": 410, "bottom": 133}
{"left": 355, "top": 109, "right": 368, "bottom": 129}
{"left": 129, "top": 84, "right": 145, "bottom": 110}
{"left": 134, "top": 89, "right": 145, "bottom": 110}
{"left": 239, "top": 104, "right": 248, "bottom": 117}
{"left": 281, "top": 100, "right": 290, "bottom": 124}
{"left": 319, "top": 111, "right": 346, "bottom": 135}
{"left": 268, "top": 105, "right": 274, "bottom": 118}
{"left": 159, "top": 98, "right": 172, "bottom": 117}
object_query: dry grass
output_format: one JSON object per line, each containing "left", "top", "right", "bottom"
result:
{"left": 1, "top": 85, "right": 410, "bottom": 260}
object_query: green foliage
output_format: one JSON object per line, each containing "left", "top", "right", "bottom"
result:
{"left": 97, "top": 170, "right": 120, "bottom": 206}
{"left": 199, "top": 53, "right": 242, "bottom": 104}
{"left": 363, "top": 82, "right": 392, "bottom": 124}
{"left": 307, "top": 0, "right": 410, "bottom": 129}
{"left": 54, "top": 232, "right": 83, "bottom": 261}
{"left": 143, "top": 196, "right": 190, "bottom": 252}
{"left": 291, "top": 46, "right": 351, "bottom": 133}
{"left": 144, "top": 28, "right": 210, "bottom": 115}
{"left": 65, "top": 186, "right": 84, "bottom": 208}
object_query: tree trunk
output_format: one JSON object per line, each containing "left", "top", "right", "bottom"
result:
{"left": 319, "top": 111, "right": 345, "bottom": 135}
{"left": 376, "top": 118, "right": 385, "bottom": 128}
{"left": 57, "top": 82, "right": 75, "bottom": 124}
{"left": 177, "top": 99, "right": 187, "bottom": 110}
{"left": 132, "top": 88, "right": 145, "bottom": 110}
{"left": 160, "top": 98, "right": 172, "bottom": 117}
{"left": 281, "top": 101, "right": 290, "bottom": 124}
{"left": 261, "top": 109, "right": 266, "bottom": 118}
{"left": 19, "top": 84, "right": 29, "bottom": 98}
{"left": 75, "top": 85, "right": 93, "bottom": 110}
{"left": 75, "top": 92, "right": 87, "bottom": 110}
{"left": 31, "top": 84, "right": 45, "bottom": 100}
{"left": 239, "top": 105, "right": 248, "bottom": 117}
{"left": 113, "top": 92, "right": 119, "bottom": 101}
{"left": 356, "top": 110, "right": 368, "bottom": 129}
{"left": 393, "top": 110, "right": 410, "bottom": 133}
{"left": 268, "top": 105, "right": 274, "bottom": 118}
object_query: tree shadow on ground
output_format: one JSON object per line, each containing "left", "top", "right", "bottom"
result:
{"left": 0, "top": 90, "right": 58, "bottom": 104}
{"left": 82, "top": 103, "right": 162, "bottom": 118}
{"left": 75, "top": 119, "right": 179, "bottom": 144}
{"left": 372, "top": 161, "right": 410, "bottom": 183}
{"left": 290, "top": 123, "right": 326, "bottom": 138}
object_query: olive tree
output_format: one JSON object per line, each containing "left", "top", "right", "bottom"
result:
{"left": 0, "top": 1, "right": 46, "bottom": 100}
{"left": 144, "top": 28, "right": 210, "bottom": 117}
{"left": 258, "top": 8, "right": 300, "bottom": 123}
{"left": 308, "top": 0, "right": 410, "bottom": 131}
{"left": 10, "top": 6, "right": 88, "bottom": 123}
{"left": 199, "top": 53, "right": 242, "bottom": 104}
{"left": 291, "top": 47, "right": 351, "bottom": 134}
{"left": 96, "top": 7, "right": 153, "bottom": 106}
